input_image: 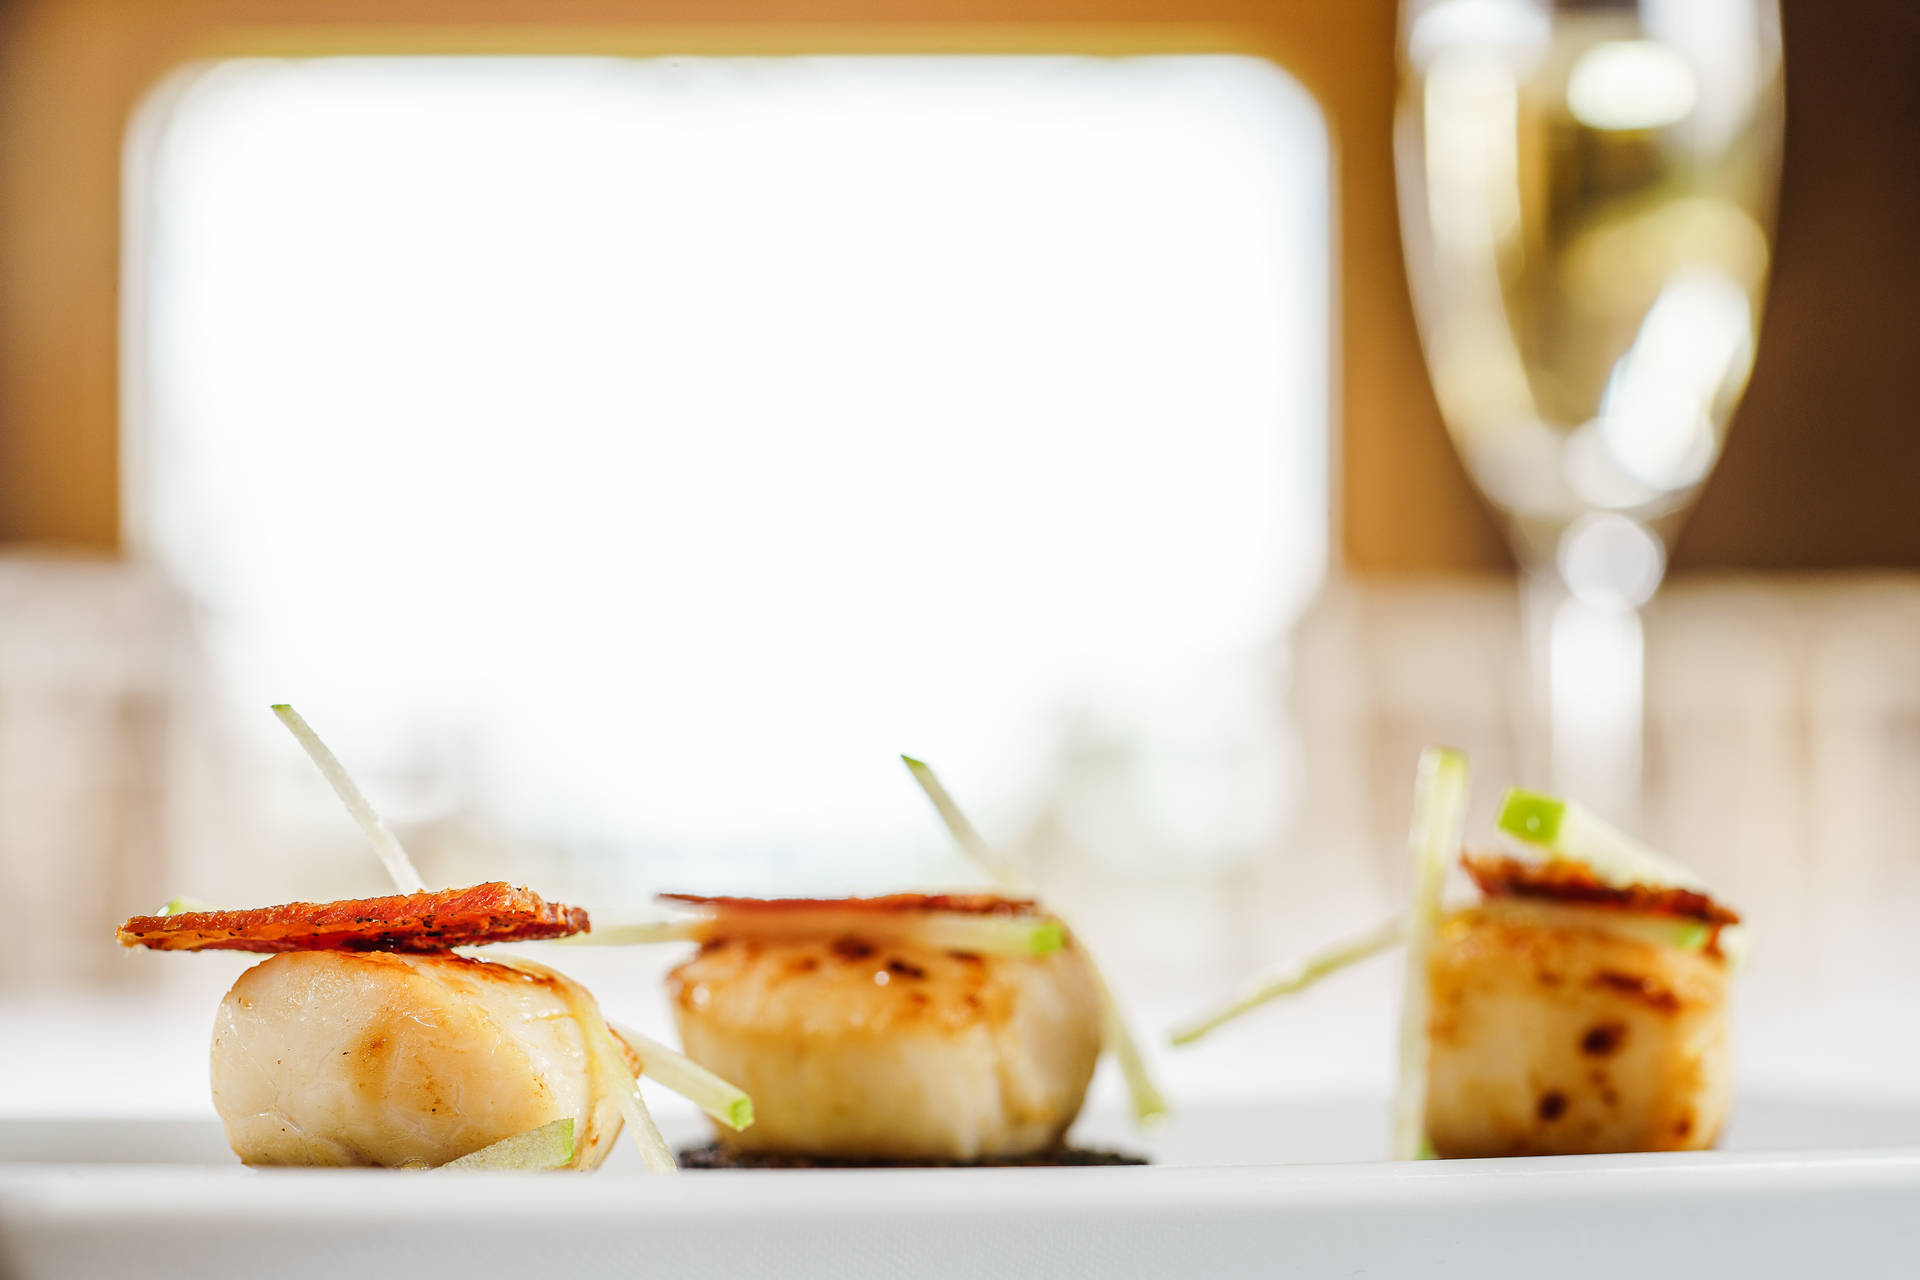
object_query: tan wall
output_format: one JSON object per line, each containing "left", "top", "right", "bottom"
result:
{"left": 0, "top": 0, "right": 1912, "bottom": 572}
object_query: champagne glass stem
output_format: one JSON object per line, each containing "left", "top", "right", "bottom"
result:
{"left": 1524, "top": 568, "right": 1646, "bottom": 829}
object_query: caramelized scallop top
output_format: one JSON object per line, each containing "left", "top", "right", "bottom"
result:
{"left": 1462, "top": 855, "right": 1741, "bottom": 926}
{"left": 669, "top": 933, "right": 1057, "bottom": 1036}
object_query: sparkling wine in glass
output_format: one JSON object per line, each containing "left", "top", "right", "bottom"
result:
{"left": 1396, "top": 0, "right": 1784, "bottom": 822}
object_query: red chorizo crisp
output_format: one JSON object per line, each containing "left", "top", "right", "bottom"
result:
{"left": 658, "top": 892, "right": 1038, "bottom": 917}
{"left": 117, "top": 882, "right": 588, "bottom": 953}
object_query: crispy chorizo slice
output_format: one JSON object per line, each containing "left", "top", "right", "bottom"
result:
{"left": 1463, "top": 854, "right": 1741, "bottom": 926}
{"left": 658, "top": 892, "right": 1039, "bottom": 917}
{"left": 117, "top": 882, "right": 589, "bottom": 953}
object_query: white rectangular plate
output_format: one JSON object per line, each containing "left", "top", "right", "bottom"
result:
{"left": 5, "top": 1099, "right": 1918, "bottom": 1279}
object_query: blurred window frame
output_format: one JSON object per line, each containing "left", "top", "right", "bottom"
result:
{"left": 0, "top": 0, "right": 1483, "bottom": 571}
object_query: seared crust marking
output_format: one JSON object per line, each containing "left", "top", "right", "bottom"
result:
{"left": 117, "top": 882, "right": 589, "bottom": 953}
{"left": 1463, "top": 854, "right": 1740, "bottom": 926}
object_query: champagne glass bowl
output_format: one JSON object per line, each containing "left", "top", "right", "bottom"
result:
{"left": 1396, "top": 0, "right": 1784, "bottom": 820}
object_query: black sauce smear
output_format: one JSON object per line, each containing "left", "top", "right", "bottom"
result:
{"left": 676, "top": 1143, "right": 1148, "bottom": 1170}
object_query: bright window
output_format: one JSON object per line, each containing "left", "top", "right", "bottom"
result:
{"left": 129, "top": 55, "right": 1330, "bottom": 898}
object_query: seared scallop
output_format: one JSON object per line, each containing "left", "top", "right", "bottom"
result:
{"left": 1425, "top": 900, "right": 1732, "bottom": 1158}
{"left": 211, "top": 950, "right": 631, "bottom": 1168}
{"left": 670, "top": 932, "right": 1102, "bottom": 1162}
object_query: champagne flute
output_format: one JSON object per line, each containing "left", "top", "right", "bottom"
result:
{"left": 1396, "top": 0, "right": 1784, "bottom": 824}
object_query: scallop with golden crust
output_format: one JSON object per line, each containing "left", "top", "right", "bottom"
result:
{"left": 211, "top": 950, "right": 633, "bottom": 1168}
{"left": 1425, "top": 900, "right": 1732, "bottom": 1158}
{"left": 669, "top": 930, "right": 1102, "bottom": 1162}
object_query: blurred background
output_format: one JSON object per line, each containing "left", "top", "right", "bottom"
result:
{"left": 0, "top": 0, "right": 1916, "bottom": 1125}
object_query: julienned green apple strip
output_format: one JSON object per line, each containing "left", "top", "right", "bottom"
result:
{"left": 559, "top": 919, "right": 708, "bottom": 945}
{"left": 571, "top": 910, "right": 1067, "bottom": 958}
{"left": 900, "top": 755, "right": 1022, "bottom": 886}
{"left": 439, "top": 1118, "right": 575, "bottom": 1171}
{"left": 902, "top": 755, "right": 1170, "bottom": 1126}
{"left": 1496, "top": 788, "right": 1711, "bottom": 893}
{"left": 271, "top": 703, "right": 428, "bottom": 894}
{"left": 1392, "top": 746, "right": 1471, "bottom": 1162}
{"left": 611, "top": 1021, "right": 755, "bottom": 1132}
{"left": 1167, "top": 916, "right": 1405, "bottom": 1046}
